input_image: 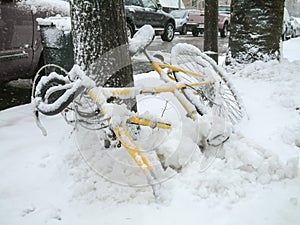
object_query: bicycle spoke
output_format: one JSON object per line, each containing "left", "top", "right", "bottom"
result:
{"left": 171, "top": 43, "right": 244, "bottom": 125}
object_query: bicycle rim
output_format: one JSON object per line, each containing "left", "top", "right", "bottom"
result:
{"left": 171, "top": 43, "right": 244, "bottom": 125}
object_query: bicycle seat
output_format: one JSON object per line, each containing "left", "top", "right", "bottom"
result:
{"left": 128, "top": 25, "right": 155, "bottom": 56}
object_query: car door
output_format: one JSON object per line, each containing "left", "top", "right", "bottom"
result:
{"left": 125, "top": 0, "right": 146, "bottom": 28}
{"left": 0, "top": 0, "right": 34, "bottom": 81}
{"left": 141, "top": 0, "right": 165, "bottom": 29}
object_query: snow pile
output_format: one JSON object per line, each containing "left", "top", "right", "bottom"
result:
{"left": 233, "top": 58, "right": 300, "bottom": 150}
{"left": 66, "top": 57, "right": 300, "bottom": 205}
{"left": 234, "top": 59, "right": 300, "bottom": 109}
{"left": 36, "top": 16, "right": 71, "bottom": 32}
{"left": 128, "top": 25, "right": 155, "bottom": 56}
{"left": 178, "top": 134, "right": 298, "bottom": 203}
{"left": 283, "top": 38, "right": 300, "bottom": 61}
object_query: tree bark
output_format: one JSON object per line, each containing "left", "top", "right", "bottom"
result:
{"left": 204, "top": 0, "right": 218, "bottom": 64}
{"left": 70, "top": 0, "right": 133, "bottom": 88}
{"left": 226, "top": 0, "right": 284, "bottom": 65}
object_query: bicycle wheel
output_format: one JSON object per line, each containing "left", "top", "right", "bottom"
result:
{"left": 170, "top": 43, "right": 244, "bottom": 125}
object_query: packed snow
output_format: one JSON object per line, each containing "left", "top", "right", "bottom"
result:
{"left": 36, "top": 16, "right": 71, "bottom": 33}
{"left": 128, "top": 25, "right": 155, "bottom": 56}
{"left": 1, "top": 34, "right": 300, "bottom": 225}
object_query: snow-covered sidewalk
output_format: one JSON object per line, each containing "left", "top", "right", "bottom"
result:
{"left": 0, "top": 38, "right": 300, "bottom": 225}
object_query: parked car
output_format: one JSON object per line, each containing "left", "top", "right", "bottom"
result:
{"left": 186, "top": 5, "right": 230, "bottom": 38}
{"left": 170, "top": 9, "right": 200, "bottom": 35}
{"left": 290, "top": 16, "right": 300, "bottom": 38}
{"left": 125, "top": 0, "right": 176, "bottom": 42}
{"left": 282, "top": 8, "right": 293, "bottom": 41}
{"left": 218, "top": 5, "right": 231, "bottom": 37}
{"left": 218, "top": 5, "right": 230, "bottom": 14}
{"left": 0, "top": 0, "right": 45, "bottom": 82}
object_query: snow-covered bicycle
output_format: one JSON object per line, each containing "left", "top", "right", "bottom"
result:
{"left": 32, "top": 25, "right": 243, "bottom": 198}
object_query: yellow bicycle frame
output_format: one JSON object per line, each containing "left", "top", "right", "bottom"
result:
{"left": 85, "top": 51, "right": 213, "bottom": 197}
{"left": 87, "top": 88, "right": 170, "bottom": 194}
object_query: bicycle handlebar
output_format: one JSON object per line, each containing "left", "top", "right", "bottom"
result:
{"left": 33, "top": 65, "right": 95, "bottom": 116}
{"left": 33, "top": 25, "right": 155, "bottom": 116}
{"left": 128, "top": 25, "right": 155, "bottom": 56}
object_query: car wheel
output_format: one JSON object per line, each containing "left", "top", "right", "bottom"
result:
{"left": 126, "top": 23, "right": 134, "bottom": 39}
{"left": 282, "top": 32, "right": 286, "bottom": 41}
{"left": 220, "top": 23, "right": 228, "bottom": 37}
{"left": 32, "top": 52, "right": 45, "bottom": 84}
{"left": 192, "top": 28, "right": 199, "bottom": 37}
{"left": 161, "top": 22, "right": 175, "bottom": 42}
{"left": 180, "top": 24, "right": 187, "bottom": 35}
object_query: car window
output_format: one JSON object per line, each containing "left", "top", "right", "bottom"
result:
{"left": 125, "top": 0, "right": 142, "bottom": 6}
{"left": 1, "top": 0, "right": 15, "bottom": 4}
{"left": 191, "top": 10, "right": 201, "bottom": 14}
{"left": 219, "top": 6, "right": 230, "bottom": 14}
{"left": 142, "top": 0, "right": 156, "bottom": 9}
{"left": 170, "top": 10, "right": 187, "bottom": 19}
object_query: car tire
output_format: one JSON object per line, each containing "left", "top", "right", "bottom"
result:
{"left": 161, "top": 22, "right": 175, "bottom": 42}
{"left": 180, "top": 24, "right": 187, "bottom": 35}
{"left": 220, "top": 23, "right": 228, "bottom": 38}
{"left": 126, "top": 23, "right": 134, "bottom": 39}
{"left": 282, "top": 32, "right": 286, "bottom": 41}
{"left": 33, "top": 52, "right": 45, "bottom": 83}
{"left": 192, "top": 28, "right": 199, "bottom": 37}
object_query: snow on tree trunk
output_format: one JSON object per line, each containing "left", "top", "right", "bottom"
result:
{"left": 226, "top": 0, "right": 284, "bottom": 66}
{"left": 70, "top": 0, "right": 133, "bottom": 88}
{"left": 204, "top": 0, "right": 218, "bottom": 64}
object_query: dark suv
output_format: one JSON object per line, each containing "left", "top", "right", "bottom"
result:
{"left": 125, "top": 0, "right": 175, "bottom": 42}
{"left": 0, "top": 0, "right": 45, "bottom": 82}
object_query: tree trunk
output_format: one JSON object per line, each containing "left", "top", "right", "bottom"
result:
{"left": 226, "top": 0, "right": 284, "bottom": 65}
{"left": 70, "top": 0, "right": 133, "bottom": 88}
{"left": 204, "top": 0, "right": 218, "bottom": 64}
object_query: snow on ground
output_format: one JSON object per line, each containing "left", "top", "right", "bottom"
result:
{"left": 282, "top": 37, "right": 300, "bottom": 62}
{"left": 1, "top": 38, "right": 300, "bottom": 224}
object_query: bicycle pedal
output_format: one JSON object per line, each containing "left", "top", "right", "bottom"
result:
{"left": 108, "top": 133, "right": 117, "bottom": 141}
{"left": 103, "top": 139, "right": 121, "bottom": 149}
{"left": 117, "top": 142, "right": 121, "bottom": 148}
{"left": 104, "top": 139, "right": 111, "bottom": 149}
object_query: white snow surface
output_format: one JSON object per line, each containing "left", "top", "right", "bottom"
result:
{"left": 128, "top": 25, "right": 155, "bottom": 55}
{"left": 36, "top": 16, "right": 71, "bottom": 32}
{"left": 1, "top": 37, "right": 300, "bottom": 224}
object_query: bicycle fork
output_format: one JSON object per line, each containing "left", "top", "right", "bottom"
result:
{"left": 113, "top": 125, "right": 160, "bottom": 199}
{"left": 87, "top": 89, "right": 171, "bottom": 199}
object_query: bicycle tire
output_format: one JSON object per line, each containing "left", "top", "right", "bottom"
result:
{"left": 171, "top": 43, "right": 244, "bottom": 125}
